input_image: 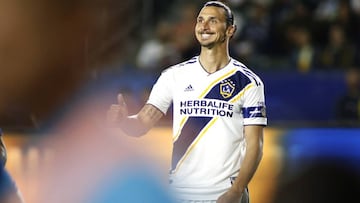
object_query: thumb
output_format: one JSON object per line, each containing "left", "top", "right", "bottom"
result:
{"left": 117, "top": 93, "right": 126, "bottom": 105}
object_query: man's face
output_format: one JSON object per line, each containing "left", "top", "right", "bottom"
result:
{"left": 195, "top": 6, "right": 229, "bottom": 48}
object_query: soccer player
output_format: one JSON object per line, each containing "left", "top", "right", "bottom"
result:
{"left": 0, "top": 129, "right": 24, "bottom": 203}
{"left": 107, "top": 1, "right": 267, "bottom": 202}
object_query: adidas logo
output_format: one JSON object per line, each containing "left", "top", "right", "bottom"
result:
{"left": 184, "top": 84, "right": 194, "bottom": 91}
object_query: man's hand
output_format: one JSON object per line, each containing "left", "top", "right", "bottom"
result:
{"left": 107, "top": 94, "right": 128, "bottom": 126}
{"left": 217, "top": 189, "right": 242, "bottom": 203}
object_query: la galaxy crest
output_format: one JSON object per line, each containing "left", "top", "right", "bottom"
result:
{"left": 220, "top": 80, "right": 235, "bottom": 98}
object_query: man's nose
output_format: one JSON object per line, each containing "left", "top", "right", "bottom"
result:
{"left": 201, "top": 21, "right": 210, "bottom": 30}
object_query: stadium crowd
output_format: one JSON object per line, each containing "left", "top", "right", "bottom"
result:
{"left": 135, "top": 0, "right": 360, "bottom": 73}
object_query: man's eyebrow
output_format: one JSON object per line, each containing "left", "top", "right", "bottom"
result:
{"left": 197, "top": 15, "right": 219, "bottom": 20}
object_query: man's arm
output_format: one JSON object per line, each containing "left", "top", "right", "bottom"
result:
{"left": 217, "top": 125, "right": 264, "bottom": 202}
{"left": 107, "top": 94, "right": 164, "bottom": 137}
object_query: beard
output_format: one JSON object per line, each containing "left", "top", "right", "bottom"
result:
{"left": 199, "top": 40, "right": 216, "bottom": 49}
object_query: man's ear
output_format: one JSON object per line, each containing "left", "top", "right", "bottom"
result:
{"left": 227, "top": 24, "right": 237, "bottom": 39}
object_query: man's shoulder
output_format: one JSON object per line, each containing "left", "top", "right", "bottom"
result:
{"left": 161, "top": 56, "right": 199, "bottom": 73}
{"left": 175, "top": 56, "right": 199, "bottom": 68}
{"left": 231, "top": 58, "right": 261, "bottom": 75}
{"left": 230, "top": 58, "right": 265, "bottom": 86}
{"left": 230, "top": 58, "right": 249, "bottom": 70}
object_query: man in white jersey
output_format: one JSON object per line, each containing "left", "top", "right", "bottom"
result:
{"left": 107, "top": 1, "right": 267, "bottom": 202}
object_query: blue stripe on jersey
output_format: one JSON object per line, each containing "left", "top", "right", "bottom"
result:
{"left": 182, "top": 57, "right": 197, "bottom": 65}
{"left": 242, "top": 106, "right": 266, "bottom": 118}
{"left": 171, "top": 117, "right": 212, "bottom": 171}
{"left": 205, "top": 71, "right": 251, "bottom": 101}
{"left": 233, "top": 62, "right": 261, "bottom": 86}
{"left": 171, "top": 70, "right": 254, "bottom": 171}
{"left": 185, "top": 60, "right": 197, "bottom": 64}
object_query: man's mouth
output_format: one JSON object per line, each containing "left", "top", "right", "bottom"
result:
{"left": 200, "top": 33, "right": 212, "bottom": 40}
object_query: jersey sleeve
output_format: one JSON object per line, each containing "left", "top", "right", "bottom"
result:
{"left": 146, "top": 68, "right": 174, "bottom": 114}
{"left": 242, "top": 82, "right": 267, "bottom": 126}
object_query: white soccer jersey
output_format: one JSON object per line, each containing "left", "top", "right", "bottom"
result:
{"left": 147, "top": 56, "right": 267, "bottom": 200}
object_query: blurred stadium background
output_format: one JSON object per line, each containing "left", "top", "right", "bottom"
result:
{"left": 1, "top": 0, "right": 359, "bottom": 202}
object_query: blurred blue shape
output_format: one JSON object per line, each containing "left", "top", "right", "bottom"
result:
{"left": 88, "top": 162, "right": 176, "bottom": 203}
{"left": 282, "top": 128, "right": 360, "bottom": 172}
{"left": 259, "top": 70, "right": 346, "bottom": 122}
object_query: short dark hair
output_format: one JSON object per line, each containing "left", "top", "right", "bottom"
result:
{"left": 203, "top": 1, "right": 234, "bottom": 27}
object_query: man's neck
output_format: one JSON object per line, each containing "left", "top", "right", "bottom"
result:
{"left": 199, "top": 47, "right": 231, "bottom": 74}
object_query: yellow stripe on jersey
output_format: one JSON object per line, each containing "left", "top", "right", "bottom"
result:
{"left": 173, "top": 116, "right": 189, "bottom": 142}
{"left": 172, "top": 69, "right": 243, "bottom": 172}
{"left": 172, "top": 117, "right": 219, "bottom": 173}
{"left": 229, "top": 83, "right": 254, "bottom": 103}
{"left": 198, "top": 68, "right": 238, "bottom": 99}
